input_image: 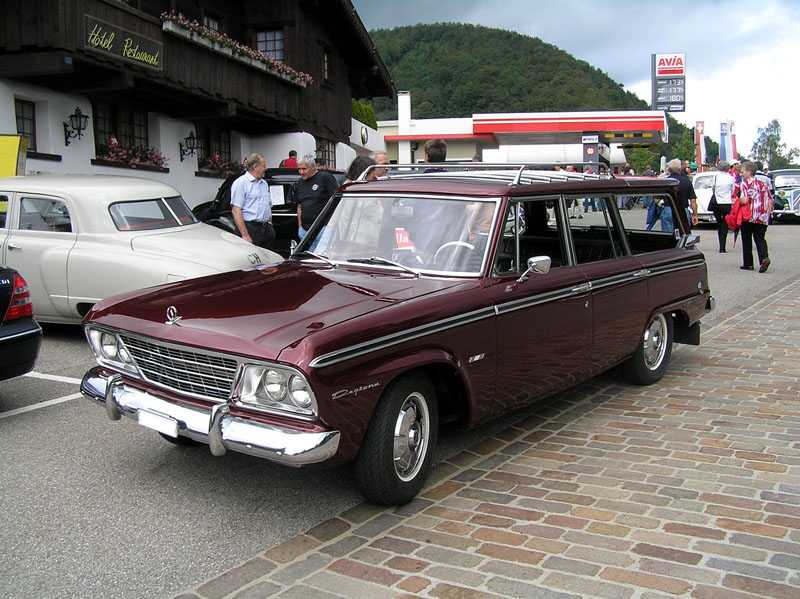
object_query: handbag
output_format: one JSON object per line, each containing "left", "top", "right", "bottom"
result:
{"left": 707, "top": 176, "right": 718, "bottom": 212}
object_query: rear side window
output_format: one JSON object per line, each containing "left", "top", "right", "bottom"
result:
{"left": 19, "top": 197, "right": 72, "bottom": 232}
{"left": 565, "top": 196, "right": 624, "bottom": 264}
{"left": 614, "top": 194, "right": 681, "bottom": 253}
{"left": 0, "top": 195, "right": 8, "bottom": 228}
{"left": 109, "top": 196, "right": 198, "bottom": 231}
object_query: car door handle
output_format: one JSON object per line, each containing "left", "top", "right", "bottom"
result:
{"left": 7, "top": 242, "right": 20, "bottom": 250}
{"left": 571, "top": 283, "right": 591, "bottom": 293}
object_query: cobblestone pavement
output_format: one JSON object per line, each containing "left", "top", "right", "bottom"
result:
{"left": 175, "top": 278, "right": 800, "bottom": 599}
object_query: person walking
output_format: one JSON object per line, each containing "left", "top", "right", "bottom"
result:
{"left": 710, "top": 161, "right": 736, "bottom": 253}
{"left": 738, "top": 161, "right": 772, "bottom": 272}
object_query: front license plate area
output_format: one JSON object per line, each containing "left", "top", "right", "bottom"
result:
{"left": 138, "top": 409, "right": 179, "bottom": 437}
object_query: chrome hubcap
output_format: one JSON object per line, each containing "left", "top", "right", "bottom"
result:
{"left": 642, "top": 314, "right": 667, "bottom": 370}
{"left": 393, "top": 392, "right": 429, "bottom": 481}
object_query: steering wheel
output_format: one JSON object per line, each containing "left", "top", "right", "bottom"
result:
{"left": 432, "top": 240, "right": 477, "bottom": 266}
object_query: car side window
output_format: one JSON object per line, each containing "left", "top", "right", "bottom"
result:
{"left": 566, "top": 196, "right": 626, "bottom": 264}
{"left": 493, "top": 198, "right": 566, "bottom": 274}
{"left": 0, "top": 195, "right": 8, "bottom": 228}
{"left": 18, "top": 197, "right": 72, "bottom": 233}
{"left": 613, "top": 194, "right": 680, "bottom": 254}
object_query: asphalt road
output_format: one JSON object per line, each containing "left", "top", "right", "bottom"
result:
{"left": 1, "top": 219, "right": 798, "bottom": 599}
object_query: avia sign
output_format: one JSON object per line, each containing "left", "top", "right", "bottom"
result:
{"left": 655, "top": 53, "right": 685, "bottom": 76}
{"left": 651, "top": 53, "right": 686, "bottom": 112}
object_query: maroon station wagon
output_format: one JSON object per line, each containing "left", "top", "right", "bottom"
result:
{"left": 81, "top": 166, "right": 714, "bottom": 505}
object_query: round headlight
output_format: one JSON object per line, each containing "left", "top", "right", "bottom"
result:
{"left": 264, "top": 370, "right": 287, "bottom": 400}
{"left": 289, "top": 375, "right": 312, "bottom": 408}
{"left": 100, "top": 333, "right": 119, "bottom": 359}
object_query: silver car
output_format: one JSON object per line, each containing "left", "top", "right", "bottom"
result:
{"left": 771, "top": 169, "right": 800, "bottom": 219}
{"left": 1, "top": 175, "right": 282, "bottom": 323}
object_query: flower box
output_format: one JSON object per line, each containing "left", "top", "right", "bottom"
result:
{"left": 161, "top": 15, "right": 309, "bottom": 87}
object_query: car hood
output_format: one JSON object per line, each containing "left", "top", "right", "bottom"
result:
{"left": 87, "top": 262, "right": 467, "bottom": 363}
{"left": 130, "top": 224, "right": 281, "bottom": 271}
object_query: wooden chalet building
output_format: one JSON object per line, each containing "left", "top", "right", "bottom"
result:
{"left": 0, "top": 0, "right": 394, "bottom": 200}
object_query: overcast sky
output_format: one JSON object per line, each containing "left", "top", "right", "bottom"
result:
{"left": 352, "top": 0, "right": 800, "bottom": 159}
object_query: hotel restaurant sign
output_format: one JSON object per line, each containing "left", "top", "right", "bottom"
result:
{"left": 84, "top": 16, "right": 163, "bottom": 71}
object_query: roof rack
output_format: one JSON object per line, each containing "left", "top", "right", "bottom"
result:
{"left": 356, "top": 162, "right": 613, "bottom": 185}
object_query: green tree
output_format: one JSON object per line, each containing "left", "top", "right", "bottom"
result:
{"left": 628, "top": 147, "right": 657, "bottom": 175}
{"left": 671, "top": 129, "right": 697, "bottom": 163}
{"left": 751, "top": 119, "right": 799, "bottom": 169}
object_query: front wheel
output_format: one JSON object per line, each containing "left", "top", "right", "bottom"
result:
{"left": 354, "top": 373, "right": 438, "bottom": 505}
{"left": 621, "top": 312, "right": 673, "bottom": 385}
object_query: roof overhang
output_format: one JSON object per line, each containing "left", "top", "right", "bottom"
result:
{"left": 473, "top": 111, "right": 668, "bottom": 145}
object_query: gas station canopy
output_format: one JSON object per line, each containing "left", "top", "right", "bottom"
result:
{"left": 473, "top": 111, "right": 668, "bottom": 146}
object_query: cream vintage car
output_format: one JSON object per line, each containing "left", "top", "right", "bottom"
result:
{"left": 0, "top": 175, "right": 282, "bottom": 324}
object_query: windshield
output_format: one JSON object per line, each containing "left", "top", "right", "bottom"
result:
{"left": 109, "top": 196, "right": 198, "bottom": 231}
{"left": 774, "top": 174, "right": 800, "bottom": 188}
{"left": 298, "top": 195, "right": 499, "bottom": 275}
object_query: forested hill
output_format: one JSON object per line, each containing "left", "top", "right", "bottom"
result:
{"left": 368, "top": 23, "right": 649, "bottom": 121}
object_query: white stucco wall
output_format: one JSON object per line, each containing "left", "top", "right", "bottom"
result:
{"left": 2, "top": 78, "right": 375, "bottom": 208}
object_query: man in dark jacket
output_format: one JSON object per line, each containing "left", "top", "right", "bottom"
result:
{"left": 295, "top": 154, "right": 338, "bottom": 239}
{"left": 664, "top": 158, "right": 699, "bottom": 231}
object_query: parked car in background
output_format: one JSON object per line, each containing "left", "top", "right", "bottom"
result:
{"left": 691, "top": 171, "right": 718, "bottom": 223}
{"left": 81, "top": 166, "right": 714, "bottom": 505}
{"left": 1, "top": 266, "right": 41, "bottom": 381}
{"left": 0, "top": 176, "right": 282, "bottom": 324}
{"left": 771, "top": 169, "right": 800, "bottom": 220}
{"left": 193, "top": 167, "right": 347, "bottom": 257}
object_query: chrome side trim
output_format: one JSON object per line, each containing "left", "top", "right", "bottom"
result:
{"left": 309, "top": 306, "right": 496, "bottom": 368}
{"left": 312, "top": 259, "right": 707, "bottom": 369}
{"left": 646, "top": 259, "right": 706, "bottom": 276}
{"left": 81, "top": 368, "right": 340, "bottom": 466}
{"left": 495, "top": 286, "right": 585, "bottom": 316}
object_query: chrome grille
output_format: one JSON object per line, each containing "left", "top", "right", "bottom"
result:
{"left": 119, "top": 334, "right": 238, "bottom": 400}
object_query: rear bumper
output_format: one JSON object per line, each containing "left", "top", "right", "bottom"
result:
{"left": 81, "top": 367, "right": 340, "bottom": 466}
{"left": 0, "top": 318, "right": 42, "bottom": 381}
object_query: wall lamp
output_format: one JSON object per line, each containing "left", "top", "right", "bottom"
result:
{"left": 63, "top": 107, "right": 89, "bottom": 146}
{"left": 179, "top": 131, "right": 197, "bottom": 161}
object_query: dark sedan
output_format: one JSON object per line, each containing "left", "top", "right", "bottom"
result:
{"left": 0, "top": 267, "right": 42, "bottom": 381}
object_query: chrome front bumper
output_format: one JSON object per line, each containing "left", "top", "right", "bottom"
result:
{"left": 81, "top": 367, "right": 340, "bottom": 466}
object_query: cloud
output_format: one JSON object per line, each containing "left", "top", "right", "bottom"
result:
{"left": 353, "top": 0, "right": 800, "bottom": 156}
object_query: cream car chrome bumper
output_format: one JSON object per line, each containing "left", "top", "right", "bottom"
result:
{"left": 81, "top": 367, "right": 340, "bottom": 466}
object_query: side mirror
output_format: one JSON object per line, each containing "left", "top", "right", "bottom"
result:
{"left": 517, "top": 255, "right": 551, "bottom": 283}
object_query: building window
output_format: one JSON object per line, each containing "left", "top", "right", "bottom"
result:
{"left": 92, "top": 102, "right": 148, "bottom": 152}
{"left": 316, "top": 138, "right": 335, "bottom": 169}
{"left": 256, "top": 29, "right": 284, "bottom": 63}
{"left": 15, "top": 99, "right": 36, "bottom": 152}
{"left": 203, "top": 15, "right": 220, "bottom": 32}
{"left": 196, "top": 124, "right": 231, "bottom": 161}
{"left": 323, "top": 48, "right": 331, "bottom": 81}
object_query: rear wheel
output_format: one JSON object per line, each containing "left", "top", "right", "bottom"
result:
{"left": 354, "top": 373, "right": 438, "bottom": 505}
{"left": 621, "top": 312, "right": 673, "bottom": 385}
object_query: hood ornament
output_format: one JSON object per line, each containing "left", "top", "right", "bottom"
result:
{"left": 165, "top": 305, "right": 182, "bottom": 325}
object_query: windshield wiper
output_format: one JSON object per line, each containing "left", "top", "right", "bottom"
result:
{"left": 347, "top": 256, "right": 420, "bottom": 277}
{"left": 293, "top": 250, "right": 336, "bottom": 267}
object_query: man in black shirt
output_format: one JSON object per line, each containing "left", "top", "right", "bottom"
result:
{"left": 296, "top": 154, "right": 339, "bottom": 239}
{"left": 665, "top": 158, "right": 699, "bottom": 230}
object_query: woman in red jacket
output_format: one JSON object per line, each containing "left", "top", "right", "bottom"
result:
{"left": 738, "top": 162, "right": 772, "bottom": 272}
